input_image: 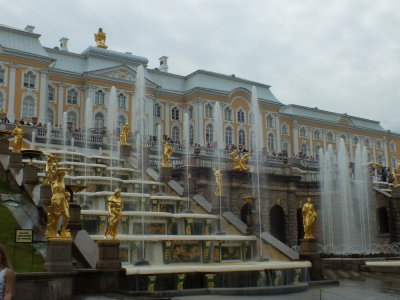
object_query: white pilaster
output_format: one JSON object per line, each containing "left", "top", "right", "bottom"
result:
{"left": 308, "top": 127, "right": 313, "bottom": 157}
{"left": 349, "top": 135, "right": 354, "bottom": 162}
{"left": 383, "top": 137, "right": 389, "bottom": 167}
{"left": 292, "top": 121, "right": 298, "bottom": 156}
{"left": 197, "top": 100, "right": 204, "bottom": 146}
{"left": 57, "top": 83, "right": 64, "bottom": 125}
{"left": 275, "top": 115, "right": 281, "bottom": 153}
{"left": 7, "top": 63, "right": 18, "bottom": 122}
{"left": 372, "top": 139, "right": 377, "bottom": 163}
{"left": 39, "top": 70, "right": 48, "bottom": 124}
{"left": 323, "top": 129, "right": 327, "bottom": 151}
{"left": 165, "top": 103, "right": 170, "bottom": 137}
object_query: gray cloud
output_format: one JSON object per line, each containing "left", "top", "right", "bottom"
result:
{"left": 1, "top": 0, "right": 399, "bottom": 132}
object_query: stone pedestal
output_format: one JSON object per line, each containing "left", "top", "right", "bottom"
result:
{"left": 0, "top": 139, "right": 9, "bottom": 155}
{"left": 44, "top": 238, "right": 73, "bottom": 272}
{"left": 96, "top": 240, "right": 121, "bottom": 269}
{"left": 67, "top": 203, "right": 82, "bottom": 238}
{"left": 23, "top": 165, "right": 39, "bottom": 184}
{"left": 160, "top": 167, "right": 172, "bottom": 182}
{"left": 299, "top": 238, "right": 323, "bottom": 280}
{"left": 119, "top": 144, "right": 132, "bottom": 158}
{"left": 9, "top": 152, "right": 22, "bottom": 169}
{"left": 40, "top": 185, "right": 52, "bottom": 208}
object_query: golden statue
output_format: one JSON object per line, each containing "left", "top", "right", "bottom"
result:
{"left": 162, "top": 140, "right": 172, "bottom": 168}
{"left": 94, "top": 28, "right": 108, "bottom": 49}
{"left": 230, "top": 149, "right": 250, "bottom": 172}
{"left": 11, "top": 123, "right": 24, "bottom": 153}
{"left": 214, "top": 168, "right": 223, "bottom": 196}
{"left": 46, "top": 167, "right": 72, "bottom": 239}
{"left": 393, "top": 168, "right": 399, "bottom": 187}
{"left": 105, "top": 188, "right": 123, "bottom": 240}
{"left": 43, "top": 153, "right": 58, "bottom": 185}
{"left": 302, "top": 197, "right": 317, "bottom": 239}
{"left": 120, "top": 123, "right": 130, "bottom": 146}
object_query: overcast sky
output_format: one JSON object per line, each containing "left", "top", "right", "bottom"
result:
{"left": 1, "top": 0, "right": 399, "bottom": 132}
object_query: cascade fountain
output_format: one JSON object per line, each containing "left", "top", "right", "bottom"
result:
{"left": 108, "top": 86, "right": 118, "bottom": 191}
{"left": 250, "top": 86, "right": 265, "bottom": 259}
{"left": 319, "top": 139, "right": 375, "bottom": 253}
{"left": 183, "top": 112, "right": 191, "bottom": 212}
{"left": 213, "top": 101, "right": 224, "bottom": 232}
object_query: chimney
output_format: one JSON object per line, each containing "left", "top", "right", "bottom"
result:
{"left": 159, "top": 56, "right": 168, "bottom": 73}
{"left": 24, "top": 25, "right": 35, "bottom": 33}
{"left": 59, "top": 38, "right": 69, "bottom": 51}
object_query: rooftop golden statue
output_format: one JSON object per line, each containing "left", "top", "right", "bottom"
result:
{"left": 46, "top": 167, "right": 73, "bottom": 239}
{"left": 230, "top": 148, "right": 250, "bottom": 172}
{"left": 162, "top": 140, "right": 172, "bottom": 168}
{"left": 11, "top": 123, "right": 24, "bottom": 153}
{"left": 94, "top": 28, "right": 108, "bottom": 49}
{"left": 302, "top": 197, "right": 317, "bottom": 239}
{"left": 120, "top": 123, "right": 130, "bottom": 146}
{"left": 105, "top": 188, "right": 123, "bottom": 240}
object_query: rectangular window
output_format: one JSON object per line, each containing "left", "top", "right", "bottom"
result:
{"left": 0, "top": 69, "right": 4, "bottom": 84}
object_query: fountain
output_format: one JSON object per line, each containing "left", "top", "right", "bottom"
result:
{"left": 319, "top": 139, "right": 376, "bottom": 253}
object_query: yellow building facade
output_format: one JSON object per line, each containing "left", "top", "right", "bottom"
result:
{"left": 0, "top": 24, "right": 399, "bottom": 168}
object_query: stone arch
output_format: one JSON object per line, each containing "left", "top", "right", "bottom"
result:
{"left": 269, "top": 205, "right": 286, "bottom": 243}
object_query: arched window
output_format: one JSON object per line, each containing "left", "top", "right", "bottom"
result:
{"left": 376, "top": 140, "right": 382, "bottom": 149}
{"left": 95, "top": 112, "right": 105, "bottom": 130}
{"left": 205, "top": 104, "right": 213, "bottom": 118}
{"left": 206, "top": 124, "right": 214, "bottom": 142}
{"left": 268, "top": 133, "right": 275, "bottom": 151}
{"left": 67, "top": 111, "right": 77, "bottom": 129}
{"left": 377, "top": 207, "right": 390, "bottom": 234}
{"left": 390, "top": 142, "right": 396, "bottom": 152}
{"left": 117, "top": 115, "right": 126, "bottom": 131}
{"left": 172, "top": 126, "right": 180, "bottom": 142}
{"left": 365, "top": 138, "right": 370, "bottom": 147}
{"left": 314, "top": 130, "right": 321, "bottom": 140}
{"left": 270, "top": 205, "right": 286, "bottom": 243}
{"left": 47, "top": 109, "right": 54, "bottom": 125}
{"left": 153, "top": 103, "right": 161, "bottom": 118}
{"left": 281, "top": 124, "right": 288, "bottom": 135}
{"left": 0, "top": 66, "right": 5, "bottom": 84}
{"left": 340, "top": 134, "right": 347, "bottom": 143}
{"left": 299, "top": 127, "right": 306, "bottom": 137}
{"left": 0, "top": 91, "right": 4, "bottom": 110}
{"left": 117, "top": 93, "right": 126, "bottom": 109}
{"left": 391, "top": 156, "right": 397, "bottom": 169}
{"left": 189, "top": 125, "right": 194, "bottom": 141}
{"left": 23, "top": 71, "right": 36, "bottom": 88}
{"left": 327, "top": 131, "right": 333, "bottom": 142}
{"left": 267, "top": 115, "right": 274, "bottom": 128}
{"left": 172, "top": 107, "right": 179, "bottom": 120}
{"left": 237, "top": 109, "right": 245, "bottom": 123}
{"left": 94, "top": 90, "right": 104, "bottom": 106}
{"left": 282, "top": 142, "right": 289, "bottom": 154}
{"left": 48, "top": 85, "right": 55, "bottom": 101}
{"left": 224, "top": 107, "right": 232, "bottom": 121}
{"left": 300, "top": 144, "right": 309, "bottom": 157}
{"left": 67, "top": 88, "right": 78, "bottom": 105}
{"left": 238, "top": 129, "right": 246, "bottom": 146}
{"left": 225, "top": 127, "right": 233, "bottom": 145}
{"left": 188, "top": 106, "right": 193, "bottom": 119}
{"left": 22, "top": 96, "right": 35, "bottom": 118}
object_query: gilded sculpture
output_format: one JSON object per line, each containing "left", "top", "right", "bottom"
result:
{"left": 120, "top": 123, "right": 130, "bottom": 146}
{"left": 46, "top": 167, "right": 72, "bottom": 239}
{"left": 213, "top": 168, "right": 223, "bottom": 196}
{"left": 393, "top": 167, "right": 399, "bottom": 187}
{"left": 302, "top": 197, "right": 317, "bottom": 239}
{"left": 230, "top": 149, "right": 250, "bottom": 172}
{"left": 94, "top": 28, "right": 108, "bottom": 49}
{"left": 105, "top": 188, "right": 123, "bottom": 240}
{"left": 11, "top": 123, "right": 24, "bottom": 153}
{"left": 162, "top": 140, "right": 173, "bottom": 168}
{"left": 43, "top": 153, "right": 58, "bottom": 185}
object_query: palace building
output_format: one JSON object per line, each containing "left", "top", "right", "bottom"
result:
{"left": 0, "top": 24, "right": 399, "bottom": 168}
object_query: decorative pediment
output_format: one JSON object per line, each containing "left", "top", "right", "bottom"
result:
{"left": 337, "top": 115, "right": 354, "bottom": 127}
{"left": 103, "top": 68, "right": 135, "bottom": 81}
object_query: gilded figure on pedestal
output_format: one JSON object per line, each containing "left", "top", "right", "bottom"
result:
{"left": 11, "top": 123, "right": 24, "bottom": 153}
{"left": 120, "top": 123, "right": 130, "bottom": 146}
{"left": 94, "top": 28, "right": 108, "bottom": 49}
{"left": 302, "top": 197, "right": 317, "bottom": 239}
{"left": 43, "top": 153, "right": 58, "bottom": 185}
{"left": 46, "top": 167, "right": 72, "bottom": 239}
{"left": 105, "top": 188, "right": 123, "bottom": 240}
{"left": 162, "top": 140, "right": 173, "bottom": 168}
{"left": 213, "top": 168, "right": 223, "bottom": 196}
{"left": 230, "top": 148, "right": 250, "bottom": 172}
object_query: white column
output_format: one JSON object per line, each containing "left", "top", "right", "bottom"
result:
{"left": 308, "top": 127, "right": 313, "bottom": 157}
{"left": 275, "top": 115, "right": 281, "bottom": 153}
{"left": 165, "top": 103, "right": 170, "bottom": 137}
{"left": 349, "top": 134, "right": 354, "bottom": 162}
{"left": 148, "top": 97, "right": 154, "bottom": 137}
{"left": 7, "top": 63, "right": 18, "bottom": 122}
{"left": 383, "top": 137, "right": 389, "bottom": 167}
{"left": 57, "top": 83, "right": 64, "bottom": 125}
{"left": 39, "top": 70, "right": 48, "bottom": 124}
{"left": 323, "top": 129, "right": 327, "bottom": 151}
{"left": 195, "top": 99, "right": 204, "bottom": 146}
{"left": 372, "top": 139, "right": 377, "bottom": 163}
{"left": 292, "top": 121, "right": 298, "bottom": 156}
